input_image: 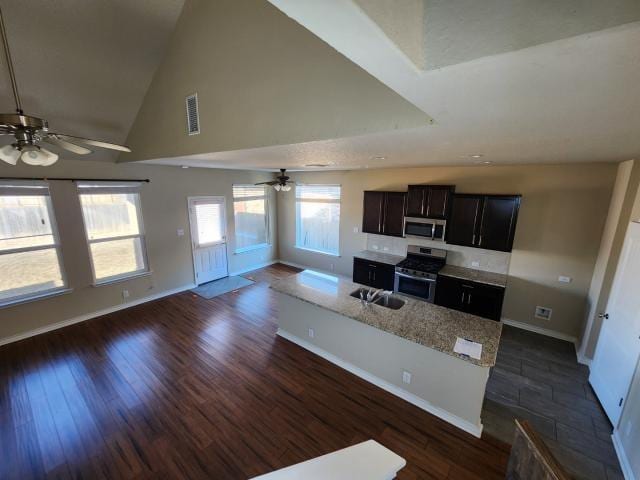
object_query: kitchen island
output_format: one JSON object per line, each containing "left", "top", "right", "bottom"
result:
{"left": 270, "top": 270, "right": 502, "bottom": 437}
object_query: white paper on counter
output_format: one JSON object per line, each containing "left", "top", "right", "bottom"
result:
{"left": 454, "top": 337, "right": 483, "bottom": 360}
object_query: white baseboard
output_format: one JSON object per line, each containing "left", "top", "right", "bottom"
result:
{"left": 0, "top": 283, "right": 196, "bottom": 347}
{"left": 612, "top": 430, "right": 635, "bottom": 480}
{"left": 229, "top": 259, "right": 278, "bottom": 276}
{"left": 500, "top": 318, "right": 578, "bottom": 343}
{"left": 277, "top": 328, "right": 483, "bottom": 438}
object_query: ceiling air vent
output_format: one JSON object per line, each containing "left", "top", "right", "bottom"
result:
{"left": 185, "top": 93, "right": 200, "bottom": 135}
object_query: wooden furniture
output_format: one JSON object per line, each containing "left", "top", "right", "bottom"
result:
{"left": 435, "top": 275, "right": 505, "bottom": 321}
{"left": 506, "top": 420, "right": 571, "bottom": 480}
{"left": 250, "top": 440, "right": 406, "bottom": 480}
{"left": 405, "top": 185, "right": 455, "bottom": 219}
{"left": 447, "top": 194, "right": 521, "bottom": 252}
{"left": 362, "top": 191, "right": 406, "bottom": 237}
{"left": 352, "top": 257, "right": 396, "bottom": 290}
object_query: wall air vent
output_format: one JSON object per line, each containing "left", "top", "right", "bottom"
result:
{"left": 185, "top": 93, "right": 200, "bottom": 135}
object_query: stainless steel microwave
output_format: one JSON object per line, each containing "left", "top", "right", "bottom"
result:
{"left": 404, "top": 217, "right": 446, "bottom": 241}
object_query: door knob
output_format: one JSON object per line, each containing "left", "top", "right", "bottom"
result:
{"left": 598, "top": 313, "right": 609, "bottom": 319}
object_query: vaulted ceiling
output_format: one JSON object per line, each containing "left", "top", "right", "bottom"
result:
{"left": 0, "top": 0, "right": 184, "bottom": 163}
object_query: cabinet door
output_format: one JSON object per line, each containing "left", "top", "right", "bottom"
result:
{"left": 477, "top": 196, "right": 520, "bottom": 252}
{"left": 447, "top": 195, "right": 483, "bottom": 247}
{"left": 353, "top": 258, "right": 373, "bottom": 287}
{"left": 464, "top": 283, "right": 505, "bottom": 321}
{"left": 374, "top": 263, "right": 396, "bottom": 290}
{"left": 434, "top": 275, "right": 465, "bottom": 311}
{"left": 382, "top": 192, "right": 406, "bottom": 237}
{"left": 426, "top": 186, "right": 454, "bottom": 219}
{"left": 362, "top": 191, "right": 385, "bottom": 234}
{"left": 406, "top": 186, "right": 425, "bottom": 217}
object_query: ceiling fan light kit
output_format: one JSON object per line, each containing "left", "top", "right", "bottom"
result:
{"left": 0, "top": 5, "right": 131, "bottom": 167}
{"left": 255, "top": 168, "right": 295, "bottom": 192}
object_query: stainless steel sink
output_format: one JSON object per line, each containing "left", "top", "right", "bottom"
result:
{"left": 373, "top": 295, "right": 405, "bottom": 310}
{"left": 349, "top": 288, "right": 405, "bottom": 310}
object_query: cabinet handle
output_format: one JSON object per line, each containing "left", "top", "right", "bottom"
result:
{"left": 472, "top": 233, "right": 476, "bottom": 245}
{"left": 461, "top": 292, "right": 465, "bottom": 304}
{"left": 467, "top": 293, "right": 472, "bottom": 305}
{"left": 478, "top": 235, "right": 483, "bottom": 246}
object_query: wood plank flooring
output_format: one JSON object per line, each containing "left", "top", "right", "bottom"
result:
{"left": 1, "top": 263, "right": 511, "bottom": 479}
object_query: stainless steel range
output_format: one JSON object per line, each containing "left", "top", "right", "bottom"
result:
{"left": 394, "top": 246, "right": 447, "bottom": 303}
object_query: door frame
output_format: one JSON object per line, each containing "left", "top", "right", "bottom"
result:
{"left": 187, "top": 196, "right": 229, "bottom": 285}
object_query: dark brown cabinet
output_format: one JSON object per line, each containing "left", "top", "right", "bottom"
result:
{"left": 447, "top": 194, "right": 521, "bottom": 252}
{"left": 435, "top": 275, "right": 505, "bottom": 321}
{"left": 362, "top": 191, "right": 406, "bottom": 237}
{"left": 405, "top": 185, "right": 455, "bottom": 219}
{"left": 352, "top": 258, "right": 395, "bottom": 290}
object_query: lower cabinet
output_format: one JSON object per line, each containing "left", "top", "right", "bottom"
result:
{"left": 434, "top": 275, "right": 504, "bottom": 321}
{"left": 352, "top": 258, "right": 396, "bottom": 290}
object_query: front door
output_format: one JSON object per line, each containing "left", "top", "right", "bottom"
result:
{"left": 590, "top": 221, "right": 640, "bottom": 425}
{"left": 188, "top": 196, "right": 228, "bottom": 285}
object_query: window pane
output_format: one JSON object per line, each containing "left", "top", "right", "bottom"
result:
{"left": 195, "top": 202, "right": 223, "bottom": 245}
{"left": 0, "top": 248, "right": 64, "bottom": 302}
{"left": 79, "top": 193, "right": 141, "bottom": 240}
{"left": 234, "top": 198, "right": 267, "bottom": 249}
{"left": 90, "top": 237, "right": 145, "bottom": 280}
{"left": 0, "top": 195, "right": 55, "bottom": 251}
{"left": 296, "top": 185, "right": 340, "bottom": 201}
{"left": 297, "top": 201, "right": 340, "bottom": 255}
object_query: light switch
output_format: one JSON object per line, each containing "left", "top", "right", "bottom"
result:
{"left": 177, "top": 229, "right": 185, "bottom": 237}
{"left": 353, "top": 226, "right": 359, "bottom": 233}
{"left": 471, "top": 261, "right": 480, "bottom": 268}
{"left": 558, "top": 276, "right": 572, "bottom": 283}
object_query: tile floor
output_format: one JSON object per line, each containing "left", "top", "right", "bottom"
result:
{"left": 482, "top": 325, "right": 623, "bottom": 480}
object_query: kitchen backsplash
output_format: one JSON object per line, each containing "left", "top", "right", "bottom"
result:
{"left": 366, "top": 234, "right": 511, "bottom": 275}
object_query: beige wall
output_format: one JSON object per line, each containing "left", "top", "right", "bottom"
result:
{"left": 580, "top": 160, "right": 640, "bottom": 358}
{"left": 277, "top": 163, "right": 617, "bottom": 338}
{"left": 123, "top": 0, "right": 431, "bottom": 162}
{"left": 0, "top": 160, "right": 278, "bottom": 343}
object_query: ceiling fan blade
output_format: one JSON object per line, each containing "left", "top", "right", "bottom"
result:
{"left": 51, "top": 133, "right": 131, "bottom": 152}
{"left": 42, "top": 136, "right": 92, "bottom": 155}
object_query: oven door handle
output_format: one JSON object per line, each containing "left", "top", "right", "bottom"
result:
{"left": 395, "top": 272, "right": 437, "bottom": 283}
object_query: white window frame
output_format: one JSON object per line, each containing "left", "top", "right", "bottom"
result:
{"left": 232, "top": 184, "right": 270, "bottom": 254}
{"left": 0, "top": 181, "right": 69, "bottom": 307}
{"left": 295, "top": 184, "right": 341, "bottom": 257}
{"left": 77, "top": 181, "right": 150, "bottom": 286}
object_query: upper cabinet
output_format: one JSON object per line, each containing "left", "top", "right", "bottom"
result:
{"left": 447, "top": 194, "right": 521, "bottom": 252}
{"left": 405, "top": 185, "right": 455, "bottom": 219}
{"left": 362, "top": 191, "right": 406, "bottom": 237}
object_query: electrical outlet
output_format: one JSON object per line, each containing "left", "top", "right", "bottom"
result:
{"left": 558, "top": 276, "right": 572, "bottom": 283}
{"left": 625, "top": 421, "right": 633, "bottom": 437}
{"left": 177, "top": 228, "right": 185, "bottom": 237}
{"left": 308, "top": 328, "right": 315, "bottom": 339}
{"left": 535, "top": 306, "right": 552, "bottom": 320}
{"left": 471, "top": 261, "right": 480, "bottom": 268}
{"left": 353, "top": 226, "right": 359, "bottom": 233}
{"left": 329, "top": 263, "right": 334, "bottom": 271}
{"left": 382, "top": 246, "right": 389, "bottom": 251}
{"left": 371, "top": 244, "right": 379, "bottom": 250}
{"left": 402, "top": 371, "right": 412, "bottom": 384}
{"left": 122, "top": 289, "right": 130, "bottom": 299}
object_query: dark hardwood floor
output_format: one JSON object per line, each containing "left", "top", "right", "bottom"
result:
{"left": 0, "top": 263, "right": 511, "bottom": 479}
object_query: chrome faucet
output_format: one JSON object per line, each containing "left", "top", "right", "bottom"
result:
{"left": 359, "top": 288, "right": 384, "bottom": 305}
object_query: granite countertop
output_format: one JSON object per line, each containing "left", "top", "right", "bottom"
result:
{"left": 439, "top": 265, "right": 508, "bottom": 288}
{"left": 354, "top": 250, "right": 404, "bottom": 266}
{"left": 270, "top": 270, "right": 502, "bottom": 367}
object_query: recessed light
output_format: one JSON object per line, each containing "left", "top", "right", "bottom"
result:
{"left": 372, "top": 156, "right": 386, "bottom": 161}
{"left": 470, "top": 154, "right": 483, "bottom": 158}
{"left": 304, "top": 163, "right": 330, "bottom": 168}
{"left": 181, "top": 165, "right": 190, "bottom": 169}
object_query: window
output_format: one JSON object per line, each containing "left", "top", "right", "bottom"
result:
{"left": 295, "top": 184, "right": 341, "bottom": 256}
{"left": 232, "top": 185, "right": 268, "bottom": 252}
{"left": 0, "top": 181, "right": 67, "bottom": 305}
{"left": 77, "top": 182, "right": 149, "bottom": 284}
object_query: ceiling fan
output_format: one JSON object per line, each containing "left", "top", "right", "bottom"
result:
{"left": 0, "top": 6, "right": 131, "bottom": 167}
{"left": 255, "top": 168, "right": 295, "bottom": 191}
